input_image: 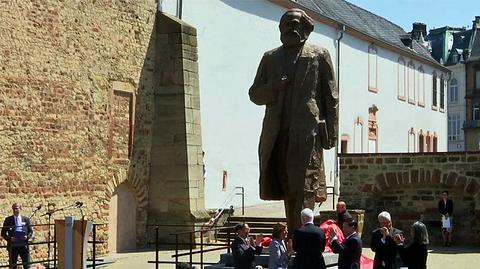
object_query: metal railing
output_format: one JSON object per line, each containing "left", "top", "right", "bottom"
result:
{"left": 147, "top": 224, "right": 234, "bottom": 268}
{"left": 0, "top": 223, "right": 57, "bottom": 268}
{"left": 0, "top": 223, "right": 106, "bottom": 269}
{"left": 213, "top": 187, "right": 245, "bottom": 218}
{"left": 147, "top": 223, "right": 339, "bottom": 269}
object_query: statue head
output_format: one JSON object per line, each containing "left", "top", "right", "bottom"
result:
{"left": 279, "top": 8, "right": 314, "bottom": 48}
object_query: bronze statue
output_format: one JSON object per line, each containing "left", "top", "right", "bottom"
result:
{"left": 249, "top": 8, "right": 338, "bottom": 233}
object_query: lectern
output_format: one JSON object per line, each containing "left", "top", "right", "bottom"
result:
{"left": 55, "top": 217, "right": 92, "bottom": 269}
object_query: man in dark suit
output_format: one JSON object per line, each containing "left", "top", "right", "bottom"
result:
{"left": 231, "top": 223, "right": 263, "bottom": 269}
{"left": 292, "top": 208, "right": 326, "bottom": 269}
{"left": 371, "top": 211, "right": 403, "bottom": 269}
{"left": 438, "top": 190, "right": 453, "bottom": 246}
{"left": 1, "top": 203, "right": 33, "bottom": 269}
{"left": 329, "top": 218, "right": 362, "bottom": 269}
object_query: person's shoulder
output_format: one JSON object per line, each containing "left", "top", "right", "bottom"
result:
{"left": 263, "top": 46, "right": 282, "bottom": 57}
{"left": 232, "top": 236, "right": 242, "bottom": 244}
{"left": 270, "top": 239, "right": 281, "bottom": 248}
{"left": 304, "top": 43, "right": 331, "bottom": 57}
{"left": 307, "top": 223, "right": 324, "bottom": 234}
{"left": 391, "top": 227, "right": 403, "bottom": 234}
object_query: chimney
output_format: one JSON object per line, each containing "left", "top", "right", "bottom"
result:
{"left": 411, "top": 22, "right": 427, "bottom": 41}
{"left": 401, "top": 34, "right": 413, "bottom": 48}
{"left": 474, "top": 16, "right": 480, "bottom": 29}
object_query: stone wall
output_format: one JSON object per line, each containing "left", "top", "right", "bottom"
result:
{"left": 0, "top": 0, "right": 157, "bottom": 260}
{"left": 339, "top": 152, "right": 480, "bottom": 246}
{"left": 147, "top": 12, "right": 208, "bottom": 243}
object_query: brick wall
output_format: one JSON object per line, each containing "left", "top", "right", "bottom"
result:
{"left": 339, "top": 152, "right": 480, "bottom": 246}
{"left": 0, "top": 0, "right": 156, "bottom": 260}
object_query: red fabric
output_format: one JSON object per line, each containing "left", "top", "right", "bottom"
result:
{"left": 260, "top": 236, "right": 272, "bottom": 247}
{"left": 319, "top": 219, "right": 374, "bottom": 269}
{"left": 319, "top": 219, "right": 345, "bottom": 252}
{"left": 360, "top": 255, "right": 374, "bottom": 269}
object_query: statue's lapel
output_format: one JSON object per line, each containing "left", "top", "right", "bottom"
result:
{"left": 275, "top": 47, "right": 287, "bottom": 106}
{"left": 294, "top": 45, "right": 311, "bottom": 90}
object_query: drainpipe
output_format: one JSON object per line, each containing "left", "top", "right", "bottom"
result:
{"left": 334, "top": 24, "right": 345, "bottom": 196}
{"left": 177, "top": 0, "right": 183, "bottom": 19}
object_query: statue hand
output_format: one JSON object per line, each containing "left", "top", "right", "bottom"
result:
{"left": 315, "top": 195, "right": 326, "bottom": 203}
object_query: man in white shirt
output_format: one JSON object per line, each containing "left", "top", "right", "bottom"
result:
{"left": 1, "top": 203, "right": 33, "bottom": 269}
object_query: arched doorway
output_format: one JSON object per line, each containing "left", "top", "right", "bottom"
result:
{"left": 108, "top": 182, "right": 137, "bottom": 253}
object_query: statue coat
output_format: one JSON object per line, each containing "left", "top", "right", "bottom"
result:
{"left": 249, "top": 43, "right": 338, "bottom": 200}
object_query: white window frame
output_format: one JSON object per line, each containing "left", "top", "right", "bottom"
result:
{"left": 449, "top": 78, "right": 458, "bottom": 103}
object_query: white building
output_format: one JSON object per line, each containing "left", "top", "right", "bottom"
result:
{"left": 447, "top": 63, "right": 466, "bottom": 151}
{"left": 159, "top": 0, "right": 449, "bottom": 208}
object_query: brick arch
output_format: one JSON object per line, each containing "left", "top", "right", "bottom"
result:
{"left": 106, "top": 167, "right": 148, "bottom": 210}
{"left": 369, "top": 169, "right": 480, "bottom": 205}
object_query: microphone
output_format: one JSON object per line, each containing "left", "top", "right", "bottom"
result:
{"left": 75, "top": 201, "right": 83, "bottom": 208}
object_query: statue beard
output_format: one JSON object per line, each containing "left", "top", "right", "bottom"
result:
{"left": 281, "top": 30, "right": 306, "bottom": 48}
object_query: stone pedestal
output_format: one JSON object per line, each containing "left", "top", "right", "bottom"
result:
{"left": 147, "top": 12, "right": 209, "bottom": 244}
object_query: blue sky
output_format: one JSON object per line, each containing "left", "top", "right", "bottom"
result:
{"left": 347, "top": 0, "right": 478, "bottom": 32}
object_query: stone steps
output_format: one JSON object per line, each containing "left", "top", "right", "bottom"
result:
{"left": 215, "top": 216, "right": 287, "bottom": 241}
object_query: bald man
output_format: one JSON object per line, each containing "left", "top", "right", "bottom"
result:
{"left": 336, "top": 201, "right": 352, "bottom": 228}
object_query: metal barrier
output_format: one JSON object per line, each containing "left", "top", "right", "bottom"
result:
{"left": 147, "top": 224, "right": 234, "bottom": 268}
{"left": 0, "top": 223, "right": 106, "bottom": 269}
{"left": 0, "top": 223, "right": 57, "bottom": 268}
{"left": 147, "top": 223, "right": 339, "bottom": 269}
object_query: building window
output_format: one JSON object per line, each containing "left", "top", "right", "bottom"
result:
{"left": 440, "top": 75, "right": 445, "bottom": 109}
{"left": 398, "top": 57, "right": 406, "bottom": 100}
{"left": 419, "top": 131, "right": 425, "bottom": 152}
{"left": 368, "top": 105, "right": 379, "bottom": 153}
{"left": 433, "top": 133, "right": 438, "bottom": 152}
{"left": 408, "top": 61, "right": 415, "bottom": 104}
{"left": 448, "top": 115, "right": 461, "bottom": 141}
{"left": 341, "top": 134, "right": 349, "bottom": 154}
{"left": 353, "top": 117, "right": 364, "bottom": 153}
{"left": 432, "top": 72, "right": 438, "bottom": 108}
{"left": 368, "top": 44, "right": 378, "bottom": 92}
{"left": 476, "top": 70, "right": 480, "bottom": 90}
{"left": 408, "top": 128, "right": 416, "bottom": 152}
{"left": 418, "top": 66, "right": 425, "bottom": 106}
{"left": 474, "top": 103, "right": 480, "bottom": 121}
{"left": 108, "top": 81, "right": 136, "bottom": 160}
{"left": 449, "top": 78, "right": 458, "bottom": 103}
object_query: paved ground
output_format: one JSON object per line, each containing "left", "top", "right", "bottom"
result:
{"left": 100, "top": 245, "right": 480, "bottom": 269}
{"left": 100, "top": 201, "right": 480, "bottom": 269}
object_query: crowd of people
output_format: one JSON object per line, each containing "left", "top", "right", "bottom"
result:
{"left": 1, "top": 191, "right": 453, "bottom": 269}
{"left": 231, "top": 192, "right": 453, "bottom": 269}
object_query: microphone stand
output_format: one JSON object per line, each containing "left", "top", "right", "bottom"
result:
{"left": 40, "top": 203, "right": 77, "bottom": 269}
{"left": 28, "top": 208, "right": 40, "bottom": 268}
{"left": 30, "top": 207, "right": 41, "bottom": 222}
